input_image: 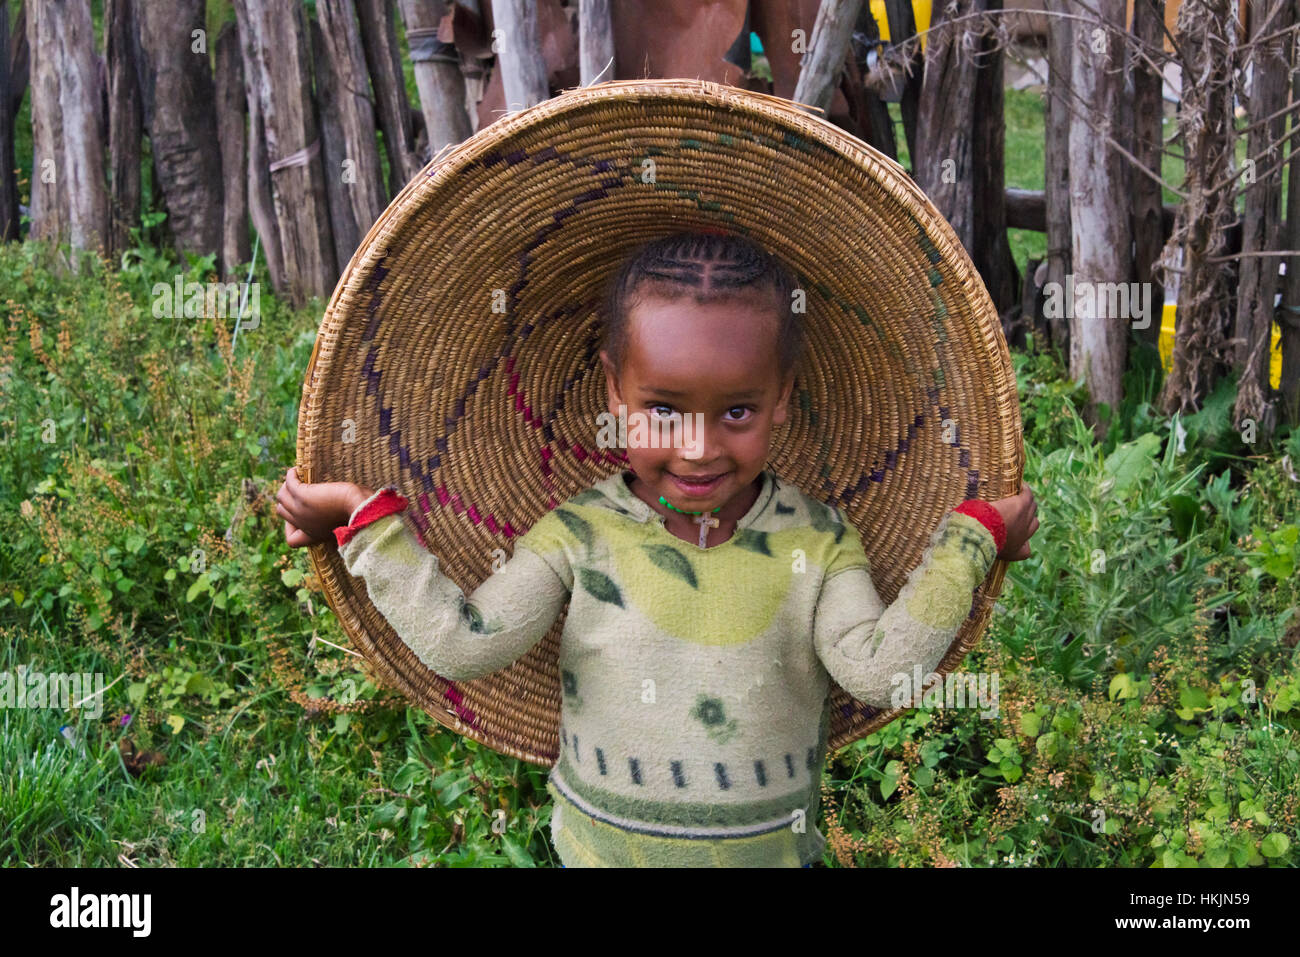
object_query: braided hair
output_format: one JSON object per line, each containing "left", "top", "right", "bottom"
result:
{"left": 601, "top": 231, "right": 803, "bottom": 381}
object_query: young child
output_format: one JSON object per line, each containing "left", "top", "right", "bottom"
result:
{"left": 277, "top": 231, "right": 1039, "bottom": 868}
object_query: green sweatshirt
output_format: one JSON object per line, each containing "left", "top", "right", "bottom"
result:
{"left": 336, "top": 468, "right": 1003, "bottom": 867}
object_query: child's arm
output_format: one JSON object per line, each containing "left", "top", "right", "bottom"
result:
{"left": 334, "top": 487, "right": 572, "bottom": 681}
{"left": 812, "top": 500, "right": 1008, "bottom": 709}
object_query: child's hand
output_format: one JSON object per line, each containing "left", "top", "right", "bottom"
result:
{"left": 276, "top": 467, "right": 375, "bottom": 548}
{"left": 989, "top": 483, "right": 1039, "bottom": 561}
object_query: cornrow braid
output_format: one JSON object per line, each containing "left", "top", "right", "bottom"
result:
{"left": 601, "top": 231, "right": 803, "bottom": 381}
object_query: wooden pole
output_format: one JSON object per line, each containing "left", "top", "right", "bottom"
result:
{"left": 106, "top": 0, "right": 142, "bottom": 258}
{"left": 1042, "top": 0, "right": 1073, "bottom": 356}
{"left": 398, "top": 0, "right": 473, "bottom": 158}
{"left": 792, "top": 0, "right": 864, "bottom": 113}
{"left": 490, "top": 0, "right": 549, "bottom": 111}
{"left": 312, "top": 0, "right": 388, "bottom": 269}
{"left": 1130, "top": 0, "right": 1165, "bottom": 355}
{"left": 133, "top": 0, "right": 223, "bottom": 263}
{"left": 1232, "top": 0, "right": 1292, "bottom": 437}
{"left": 27, "top": 0, "right": 108, "bottom": 256}
{"left": 355, "top": 0, "right": 421, "bottom": 194}
{"left": 579, "top": 0, "right": 615, "bottom": 85}
{"left": 215, "top": 21, "right": 251, "bottom": 277}
{"left": 0, "top": 0, "right": 19, "bottom": 241}
{"left": 1280, "top": 0, "right": 1300, "bottom": 426}
{"left": 1068, "top": 0, "right": 1132, "bottom": 433}
{"left": 235, "top": 0, "right": 337, "bottom": 306}
{"left": 883, "top": 0, "right": 923, "bottom": 165}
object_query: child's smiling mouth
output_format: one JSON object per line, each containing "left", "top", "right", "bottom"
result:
{"left": 666, "top": 470, "right": 729, "bottom": 496}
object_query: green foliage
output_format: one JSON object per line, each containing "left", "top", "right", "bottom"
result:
{"left": 1, "top": 237, "right": 1297, "bottom": 868}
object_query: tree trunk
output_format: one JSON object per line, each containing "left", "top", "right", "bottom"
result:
{"left": 356, "top": 0, "right": 421, "bottom": 194}
{"left": 1042, "top": 0, "right": 1072, "bottom": 356}
{"left": 883, "top": 0, "right": 923, "bottom": 167}
{"left": 27, "top": 0, "right": 108, "bottom": 256}
{"left": 578, "top": 0, "right": 615, "bottom": 85}
{"left": 792, "top": 0, "right": 864, "bottom": 113}
{"left": 0, "top": 0, "right": 19, "bottom": 240}
{"left": 215, "top": 21, "right": 251, "bottom": 277}
{"left": 489, "top": 0, "right": 550, "bottom": 112}
{"left": 399, "top": 0, "right": 472, "bottom": 159}
{"left": 106, "top": 0, "right": 142, "bottom": 258}
{"left": 1156, "top": 0, "right": 1237, "bottom": 417}
{"left": 312, "top": 1, "right": 388, "bottom": 271}
{"left": 1130, "top": 0, "right": 1165, "bottom": 354}
{"left": 1231, "top": 0, "right": 1291, "bottom": 440}
{"left": 133, "top": 0, "right": 223, "bottom": 263}
{"left": 236, "top": 0, "right": 337, "bottom": 306}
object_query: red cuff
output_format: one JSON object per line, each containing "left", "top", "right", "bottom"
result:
{"left": 953, "top": 499, "right": 1006, "bottom": 554}
{"left": 334, "top": 488, "right": 409, "bottom": 547}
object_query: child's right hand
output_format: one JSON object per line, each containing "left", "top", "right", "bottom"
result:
{"left": 276, "top": 467, "right": 375, "bottom": 548}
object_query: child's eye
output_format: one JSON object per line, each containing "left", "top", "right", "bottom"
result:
{"left": 725, "top": 407, "right": 753, "bottom": 422}
{"left": 648, "top": 404, "right": 676, "bottom": 419}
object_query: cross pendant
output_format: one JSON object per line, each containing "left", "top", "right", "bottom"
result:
{"left": 694, "top": 514, "right": 720, "bottom": 548}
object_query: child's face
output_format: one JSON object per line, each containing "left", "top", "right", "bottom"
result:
{"left": 599, "top": 290, "right": 794, "bottom": 513}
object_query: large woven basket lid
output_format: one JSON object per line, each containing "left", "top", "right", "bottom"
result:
{"left": 299, "top": 78, "right": 1023, "bottom": 766}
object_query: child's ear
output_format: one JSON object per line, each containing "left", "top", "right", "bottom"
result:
{"left": 772, "top": 371, "right": 795, "bottom": 426}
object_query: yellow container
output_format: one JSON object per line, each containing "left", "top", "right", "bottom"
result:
{"left": 1157, "top": 302, "right": 1283, "bottom": 389}
{"left": 870, "top": 0, "right": 932, "bottom": 52}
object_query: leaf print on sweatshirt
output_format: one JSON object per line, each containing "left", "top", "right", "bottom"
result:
{"left": 691, "top": 694, "right": 739, "bottom": 745}
{"left": 639, "top": 543, "right": 698, "bottom": 589}
{"left": 553, "top": 507, "right": 595, "bottom": 555}
{"left": 577, "top": 566, "right": 623, "bottom": 608}
{"left": 606, "top": 520, "right": 800, "bottom": 646}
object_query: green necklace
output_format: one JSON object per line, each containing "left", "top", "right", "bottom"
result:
{"left": 659, "top": 497, "right": 722, "bottom": 548}
{"left": 657, "top": 496, "right": 722, "bottom": 516}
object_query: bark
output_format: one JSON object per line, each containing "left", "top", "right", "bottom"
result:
{"left": 1231, "top": 0, "right": 1291, "bottom": 439}
{"left": 236, "top": 0, "right": 337, "bottom": 306}
{"left": 398, "top": 0, "right": 472, "bottom": 158}
{"left": 106, "top": 0, "right": 142, "bottom": 258}
{"left": 26, "top": 0, "right": 108, "bottom": 255}
{"left": 356, "top": 0, "right": 421, "bottom": 194}
{"left": 215, "top": 21, "right": 251, "bottom": 277}
{"left": 1067, "top": 0, "right": 1132, "bottom": 433}
{"left": 312, "top": 1, "right": 387, "bottom": 270}
{"left": 489, "top": 0, "right": 549, "bottom": 111}
{"left": 133, "top": 0, "right": 224, "bottom": 262}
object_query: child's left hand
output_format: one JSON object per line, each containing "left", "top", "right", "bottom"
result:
{"left": 989, "top": 483, "right": 1039, "bottom": 561}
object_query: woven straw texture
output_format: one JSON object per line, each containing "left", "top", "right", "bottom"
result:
{"left": 298, "top": 78, "right": 1024, "bottom": 766}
